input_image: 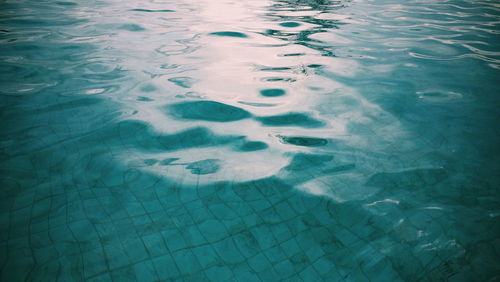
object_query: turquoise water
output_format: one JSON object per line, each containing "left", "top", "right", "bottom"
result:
{"left": 1, "top": 0, "right": 499, "bottom": 280}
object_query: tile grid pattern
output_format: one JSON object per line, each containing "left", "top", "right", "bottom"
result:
{"left": 2, "top": 145, "right": 480, "bottom": 281}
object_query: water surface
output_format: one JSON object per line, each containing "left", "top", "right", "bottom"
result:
{"left": 1, "top": 0, "right": 499, "bottom": 281}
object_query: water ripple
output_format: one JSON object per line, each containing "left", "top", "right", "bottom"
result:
{"left": 1, "top": 0, "right": 499, "bottom": 280}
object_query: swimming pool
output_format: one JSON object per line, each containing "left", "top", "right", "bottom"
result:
{"left": 1, "top": 0, "right": 499, "bottom": 280}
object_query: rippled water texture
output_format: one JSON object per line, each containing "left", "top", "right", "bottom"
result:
{"left": 1, "top": 0, "right": 499, "bottom": 280}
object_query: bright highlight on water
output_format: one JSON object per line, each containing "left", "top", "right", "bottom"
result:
{"left": 0, "top": 0, "right": 499, "bottom": 281}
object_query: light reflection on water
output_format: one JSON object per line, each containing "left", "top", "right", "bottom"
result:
{"left": 1, "top": 0, "right": 499, "bottom": 280}
{"left": 114, "top": 0, "right": 412, "bottom": 186}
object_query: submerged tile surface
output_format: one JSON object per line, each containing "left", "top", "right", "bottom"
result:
{"left": 1, "top": 0, "right": 499, "bottom": 281}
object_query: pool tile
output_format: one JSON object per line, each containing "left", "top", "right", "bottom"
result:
{"left": 182, "top": 224, "right": 208, "bottom": 246}
{"left": 162, "top": 228, "right": 190, "bottom": 252}
{"left": 289, "top": 252, "right": 310, "bottom": 274}
{"left": 274, "top": 201, "right": 297, "bottom": 221}
{"left": 247, "top": 253, "right": 270, "bottom": 273}
{"left": 263, "top": 245, "right": 288, "bottom": 264}
{"left": 226, "top": 201, "right": 254, "bottom": 217}
{"left": 329, "top": 227, "right": 358, "bottom": 246}
{"left": 208, "top": 203, "right": 237, "bottom": 220}
{"left": 248, "top": 199, "right": 272, "bottom": 211}
{"left": 152, "top": 254, "right": 180, "bottom": 280}
{"left": 305, "top": 244, "right": 325, "bottom": 262}
{"left": 312, "top": 257, "right": 335, "bottom": 276}
{"left": 132, "top": 259, "right": 159, "bottom": 282}
{"left": 250, "top": 225, "right": 276, "bottom": 249}
{"left": 173, "top": 249, "right": 203, "bottom": 275}
{"left": 213, "top": 237, "right": 246, "bottom": 264}
{"left": 124, "top": 201, "right": 147, "bottom": 217}
{"left": 281, "top": 238, "right": 302, "bottom": 257}
{"left": 258, "top": 266, "right": 280, "bottom": 281}
{"left": 192, "top": 244, "right": 219, "bottom": 267}
{"left": 274, "top": 259, "right": 295, "bottom": 277}
{"left": 235, "top": 270, "right": 261, "bottom": 282}
{"left": 270, "top": 222, "right": 293, "bottom": 241}
{"left": 142, "top": 199, "right": 163, "bottom": 213}
{"left": 83, "top": 249, "right": 108, "bottom": 278}
{"left": 190, "top": 207, "right": 215, "bottom": 224}
{"left": 233, "top": 231, "right": 260, "bottom": 258}
{"left": 197, "top": 219, "right": 228, "bottom": 243}
{"left": 86, "top": 272, "right": 113, "bottom": 282}
{"left": 103, "top": 244, "right": 130, "bottom": 270}
{"left": 110, "top": 266, "right": 137, "bottom": 281}
{"left": 222, "top": 218, "right": 247, "bottom": 235}
{"left": 205, "top": 265, "right": 233, "bottom": 281}
{"left": 242, "top": 213, "right": 263, "bottom": 228}
{"left": 1, "top": 254, "right": 33, "bottom": 281}
{"left": 142, "top": 233, "right": 169, "bottom": 257}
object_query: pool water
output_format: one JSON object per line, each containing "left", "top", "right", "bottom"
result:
{"left": 1, "top": 0, "right": 499, "bottom": 280}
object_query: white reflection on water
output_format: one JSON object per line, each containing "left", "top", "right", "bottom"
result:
{"left": 104, "top": 0, "right": 417, "bottom": 187}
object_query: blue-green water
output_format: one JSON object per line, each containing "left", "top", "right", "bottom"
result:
{"left": 1, "top": 0, "right": 499, "bottom": 280}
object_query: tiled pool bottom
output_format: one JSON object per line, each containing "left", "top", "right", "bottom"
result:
{"left": 2, "top": 0, "right": 500, "bottom": 280}
{"left": 2, "top": 140, "right": 498, "bottom": 282}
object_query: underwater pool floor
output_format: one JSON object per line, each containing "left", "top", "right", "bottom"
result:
{"left": 1, "top": 0, "right": 499, "bottom": 281}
